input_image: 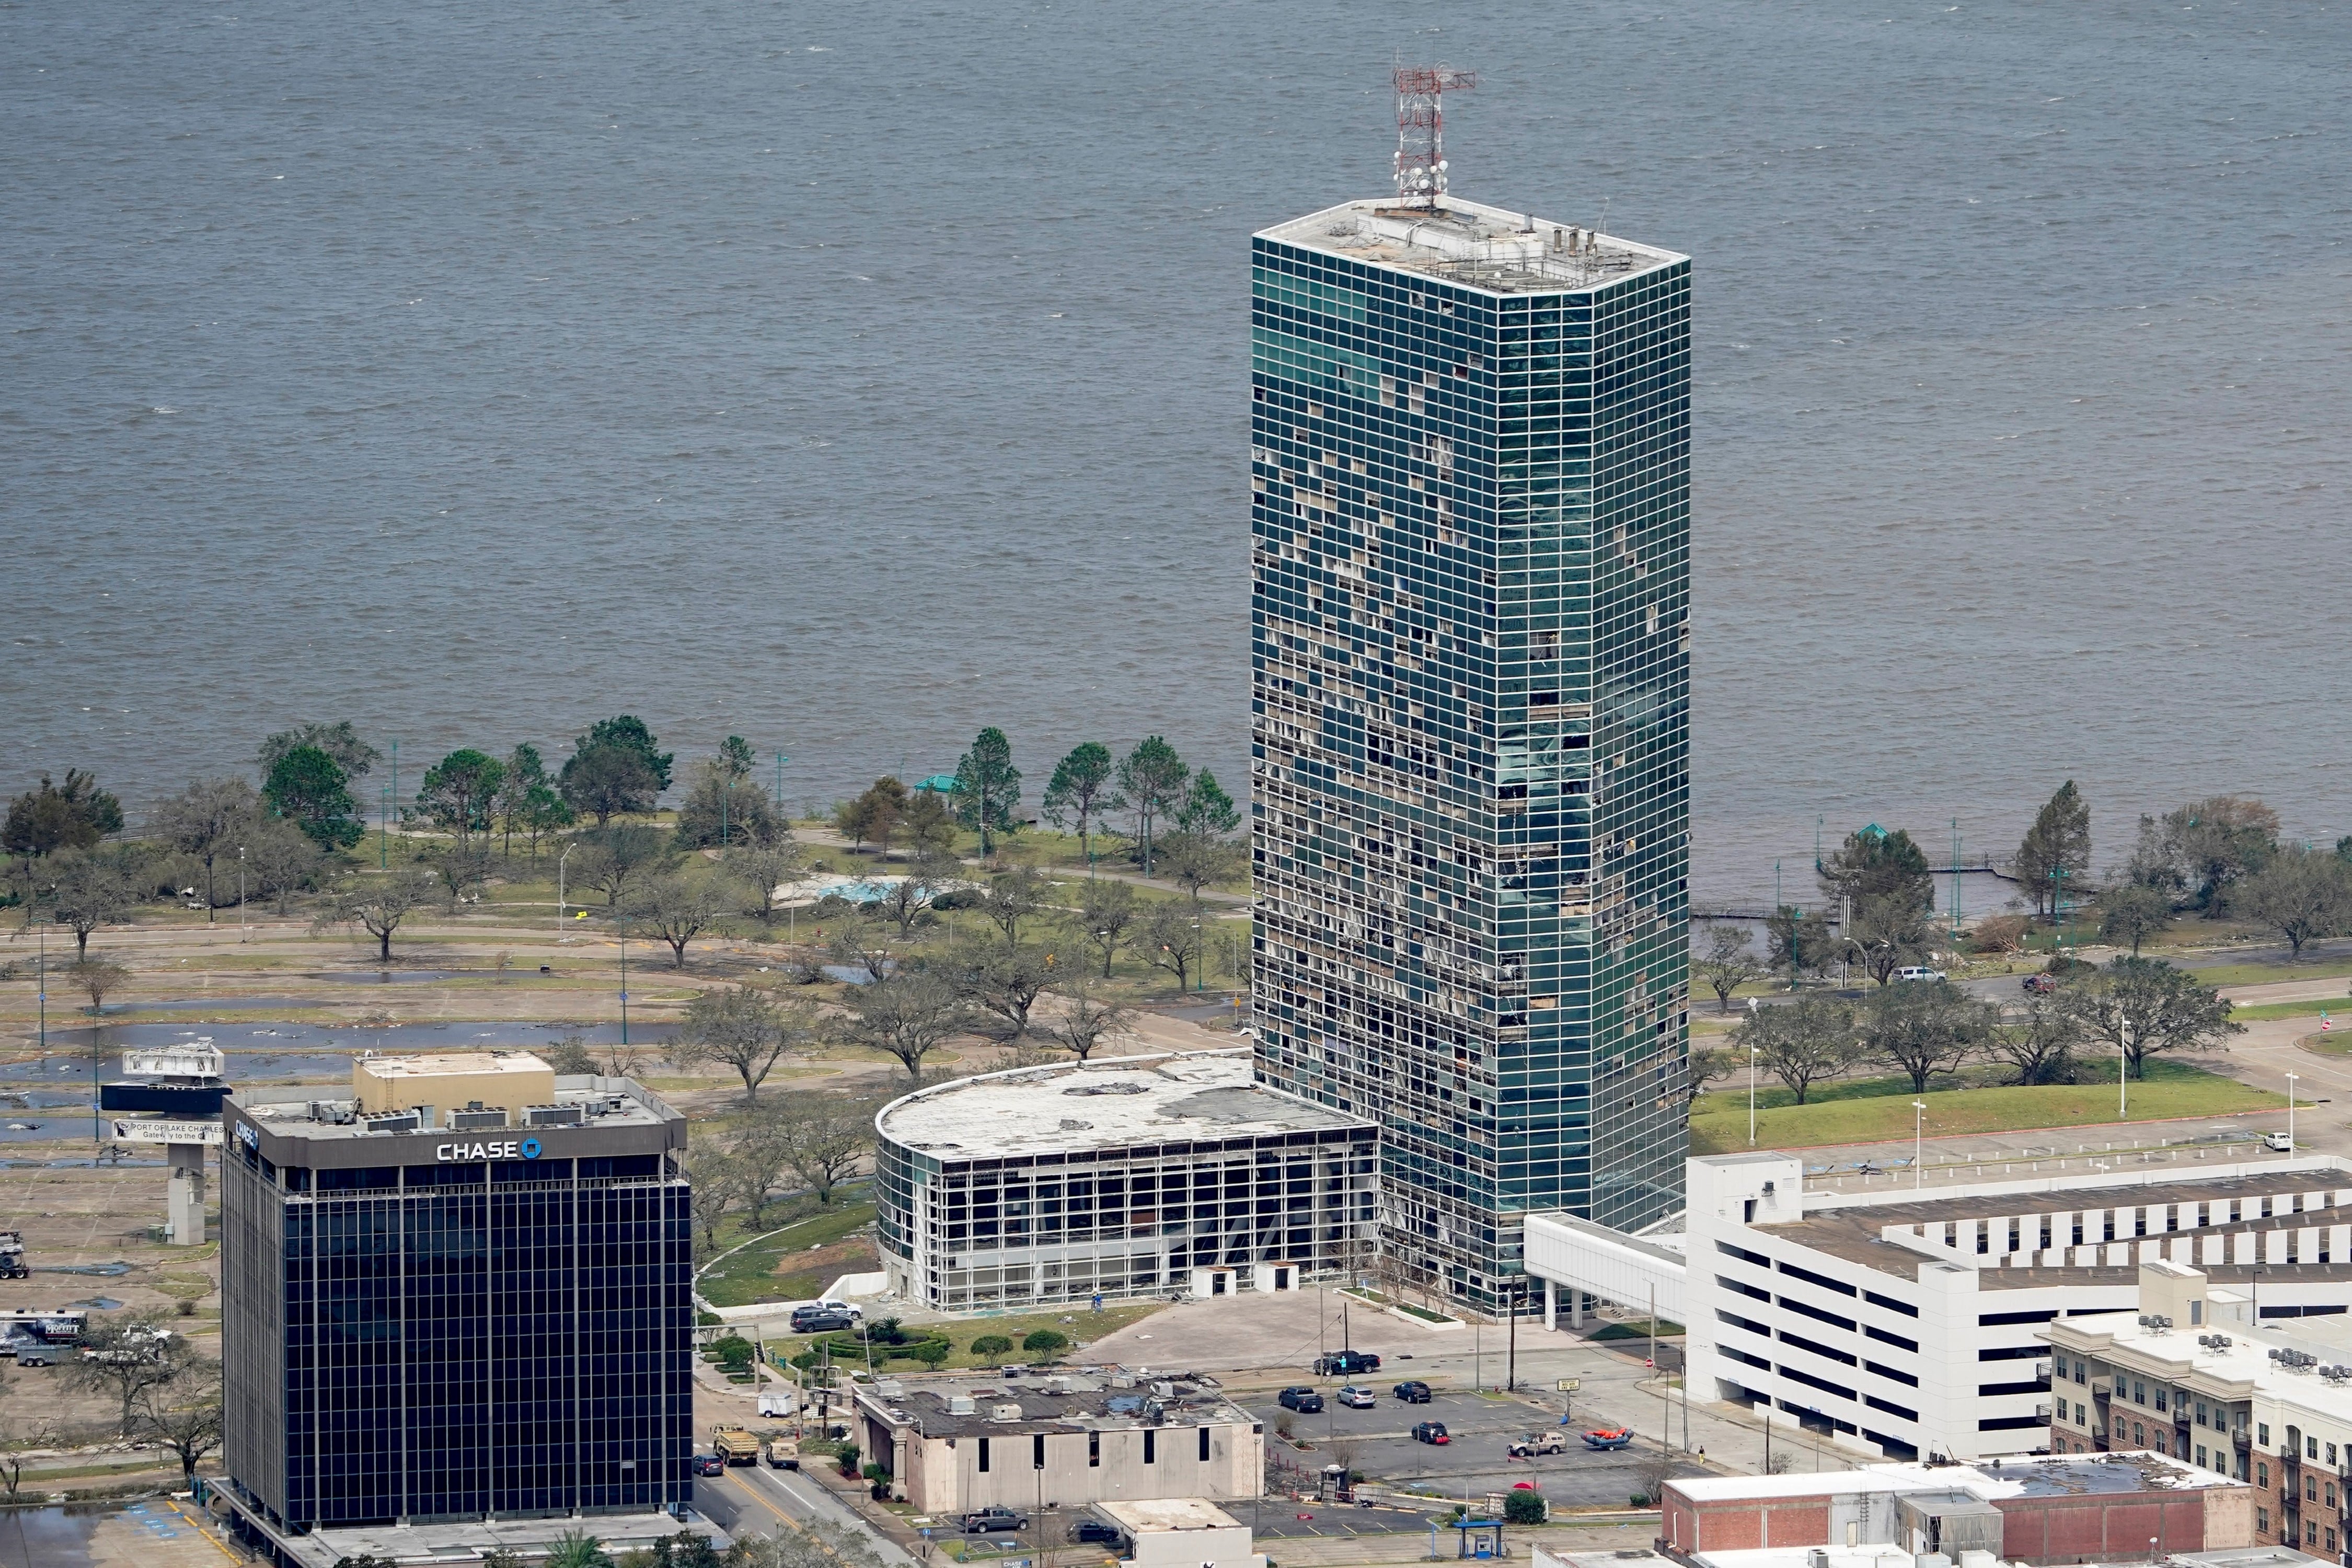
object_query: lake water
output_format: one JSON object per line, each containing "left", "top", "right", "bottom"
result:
{"left": 5, "top": 0, "right": 2347, "bottom": 907}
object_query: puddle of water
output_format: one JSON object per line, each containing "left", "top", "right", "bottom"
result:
{"left": 15, "top": 1021, "right": 672, "bottom": 1072}
{"left": 0, "top": 1504, "right": 100, "bottom": 1568}
{"left": 63, "top": 1292, "right": 127, "bottom": 1306}
{"left": 308, "top": 969, "right": 467, "bottom": 983}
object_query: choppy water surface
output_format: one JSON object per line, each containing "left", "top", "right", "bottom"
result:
{"left": 5, "top": 0, "right": 2347, "bottom": 906}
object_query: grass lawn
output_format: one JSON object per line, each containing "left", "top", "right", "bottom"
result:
{"left": 764, "top": 1301, "right": 1169, "bottom": 1371}
{"left": 1689, "top": 1058, "right": 2279, "bottom": 1154}
{"left": 698, "top": 1195, "right": 879, "bottom": 1308}
{"left": 1592, "top": 1317, "right": 1683, "bottom": 1340}
{"left": 2193, "top": 961, "right": 2352, "bottom": 988}
{"left": 2231, "top": 996, "right": 2352, "bottom": 1020}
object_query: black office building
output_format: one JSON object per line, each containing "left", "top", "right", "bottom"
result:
{"left": 220, "top": 1067, "right": 693, "bottom": 1539}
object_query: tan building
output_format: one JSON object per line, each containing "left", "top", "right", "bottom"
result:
{"left": 351, "top": 1051, "right": 558, "bottom": 1125}
{"left": 1097, "top": 1499, "right": 1262, "bottom": 1568}
{"left": 852, "top": 1371, "right": 1263, "bottom": 1516}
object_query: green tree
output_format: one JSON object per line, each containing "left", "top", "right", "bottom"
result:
{"left": 1733, "top": 995, "right": 1858, "bottom": 1104}
{"left": 971, "top": 1334, "right": 1014, "bottom": 1363}
{"left": 1763, "top": 905, "right": 1832, "bottom": 987}
{"left": 1861, "top": 978, "right": 1997, "bottom": 1093}
{"left": 1695, "top": 926, "right": 1768, "bottom": 1013}
{"left": 1078, "top": 879, "right": 1139, "bottom": 978}
{"left": 1116, "top": 737, "right": 1190, "bottom": 876}
{"left": 320, "top": 868, "right": 439, "bottom": 961}
{"left": 1157, "top": 833, "right": 1242, "bottom": 902}
{"left": 2098, "top": 884, "right": 2173, "bottom": 956}
{"left": 845, "top": 970, "right": 974, "bottom": 1082}
{"left": 1504, "top": 1490, "right": 1548, "bottom": 1525}
{"left": 952, "top": 942, "right": 1055, "bottom": 1037}
{"left": 542, "top": 1529, "right": 615, "bottom": 1568}
{"left": 2058, "top": 955, "right": 2240, "bottom": 1079}
{"left": 714, "top": 735, "right": 757, "bottom": 780}
{"left": 762, "top": 1090, "right": 873, "bottom": 1204}
{"left": 3, "top": 770, "right": 124, "bottom": 859}
{"left": 417, "top": 749, "right": 505, "bottom": 846}
{"left": 952, "top": 728, "right": 1022, "bottom": 856}
{"left": 2012, "top": 781, "right": 2093, "bottom": 918}
{"left": 1042, "top": 743, "right": 1124, "bottom": 870}
{"left": 668, "top": 984, "right": 812, "bottom": 1101}
{"left": 1021, "top": 1329, "right": 1069, "bottom": 1358}
{"left": 2231, "top": 842, "right": 2352, "bottom": 960}
{"left": 2150, "top": 796, "right": 2280, "bottom": 912}
{"left": 835, "top": 778, "right": 908, "bottom": 855}
{"left": 152, "top": 778, "right": 262, "bottom": 921}
{"left": 725, "top": 840, "right": 808, "bottom": 926}
{"left": 245, "top": 818, "right": 323, "bottom": 916}
{"left": 258, "top": 722, "right": 378, "bottom": 782}
{"left": 559, "top": 720, "right": 667, "bottom": 827}
{"left": 1174, "top": 770, "right": 1240, "bottom": 837}
{"left": 900, "top": 788, "right": 959, "bottom": 856}
{"left": 676, "top": 749, "right": 779, "bottom": 850}
{"left": 571, "top": 825, "right": 678, "bottom": 907}
{"left": 1819, "top": 825, "right": 1935, "bottom": 915}
{"left": 263, "top": 746, "right": 363, "bottom": 848}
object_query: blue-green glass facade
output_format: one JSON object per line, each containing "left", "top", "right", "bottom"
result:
{"left": 1248, "top": 200, "right": 1692, "bottom": 1308}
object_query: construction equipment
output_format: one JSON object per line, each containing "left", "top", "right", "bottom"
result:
{"left": 712, "top": 1427, "right": 761, "bottom": 1466}
{"left": 0, "top": 1232, "right": 26, "bottom": 1281}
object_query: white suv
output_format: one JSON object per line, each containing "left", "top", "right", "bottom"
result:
{"left": 1894, "top": 966, "right": 1947, "bottom": 983}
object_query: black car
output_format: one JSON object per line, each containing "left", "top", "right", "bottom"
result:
{"left": 1277, "top": 1385, "right": 1325, "bottom": 1413}
{"left": 790, "top": 1306, "right": 855, "bottom": 1333}
{"left": 1392, "top": 1379, "right": 1433, "bottom": 1403}
{"left": 1411, "top": 1420, "right": 1451, "bottom": 1445}
{"left": 1072, "top": 1520, "right": 1126, "bottom": 1546}
{"left": 691, "top": 1453, "right": 726, "bottom": 1477}
{"left": 1313, "top": 1349, "right": 1382, "bottom": 1376}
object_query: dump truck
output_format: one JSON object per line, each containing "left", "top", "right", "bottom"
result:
{"left": 766, "top": 1435, "right": 801, "bottom": 1470}
{"left": 713, "top": 1427, "right": 762, "bottom": 1466}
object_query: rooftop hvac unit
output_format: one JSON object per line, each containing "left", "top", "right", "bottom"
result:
{"left": 448, "top": 1108, "right": 508, "bottom": 1131}
{"left": 308, "top": 1100, "right": 356, "bottom": 1124}
{"left": 524, "top": 1103, "right": 584, "bottom": 1127}
{"left": 948, "top": 1395, "right": 977, "bottom": 1415}
{"left": 1046, "top": 1376, "right": 1072, "bottom": 1394}
{"left": 877, "top": 1379, "right": 906, "bottom": 1400}
{"left": 990, "top": 1403, "right": 1023, "bottom": 1423}
{"left": 362, "top": 1111, "right": 419, "bottom": 1134}
{"left": 1150, "top": 1381, "right": 1174, "bottom": 1399}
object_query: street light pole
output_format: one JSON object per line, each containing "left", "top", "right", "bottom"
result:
{"left": 1747, "top": 1006, "right": 1760, "bottom": 1146}
{"left": 620, "top": 937, "right": 630, "bottom": 1046}
{"left": 558, "top": 841, "right": 577, "bottom": 933}
{"left": 1913, "top": 1100, "right": 1926, "bottom": 1189}
{"left": 2288, "top": 1073, "right": 2300, "bottom": 1151}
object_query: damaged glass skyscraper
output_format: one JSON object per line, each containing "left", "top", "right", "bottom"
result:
{"left": 1249, "top": 194, "right": 1692, "bottom": 1310}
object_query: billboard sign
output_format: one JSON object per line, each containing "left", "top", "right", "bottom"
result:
{"left": 110, "top": 1119, "right": 226, "bottom": 1146}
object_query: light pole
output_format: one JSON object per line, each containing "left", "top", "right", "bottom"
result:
{"left": 2119, "top": 1016, "right": 2132, "bottom": 1117}
{"left": 1747, "top": 1001, "right": 1760, "bottom": 1146}
{"left": 619, "top": 936, "right": 630, "bottom": 1046}
{"left": 238, "top": 845, "right": 248, "bottom": 942}
{"left": 2287, "top": 1073, "right": 2300, "bottom": 1152}
{"left": 1912, "top": 1100, "right": 1926, "bottom": 1189}
{"left": 558, "top": 841, "right": 577, "bottom": 933}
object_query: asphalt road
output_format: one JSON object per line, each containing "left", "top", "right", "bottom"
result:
{"left": 1241, "top": 1386, "right": 1678, "bottom": 1508}
{"left": 696, "top": 1461, "right": 918, "bottom": 1565}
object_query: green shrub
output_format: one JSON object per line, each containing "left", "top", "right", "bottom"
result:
{"left": 1021, "top": 1329, "right": 1069, "bottom": 1357}
{"left": 909, "top": 1339, "right": 952, "bottom": 1368}
{"left": 711, "top": 1335, "right": 755, "bottom": 1372}
{"left": 972, "top": 1334, "right": 1014, "bottom": 1362}
{"left": 1504, "top": 1491, "right": 1546, "bottom": 1525}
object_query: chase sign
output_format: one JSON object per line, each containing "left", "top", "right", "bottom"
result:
{"left": 435, "top": 1138, "right": 543, "bottom": 1162}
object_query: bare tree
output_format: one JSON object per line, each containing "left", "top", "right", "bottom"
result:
{"left": 1155, "top": 833, "right": 1242, "bottom": 903}
{"left": 570, "top": 825, "right": 676, "bottom": 907}
{"left": 827, "top": 914, "right": 895, "bottom": 985}
{"left": 688, "top": 1146, "right": 743, "bottom": 1250}
{"left": 1991, "top": 998, "right": 2081, "bottom": 1086}
{"left": 1861, "top": 979, "right": 1997, "bottom": 1093}
{"left": 1045, "top": 979, "right": 1136, "bottom": 1062}
{"left": 244, "top": 818, "right": 322, "bottom": 916}
{"left": 873, "top": 851, "right": 955, "bottom": 938}
{"left": 1132, "top": 899, "right": 1202, "bottom": 991}
{"left": 668, "top": 985, "right": 812, "bottom": 1102}
{"left": 432, "top": 843, "right": 494, "bottom": 910}
{"left": 983, "top": 865, "right": 1052, "bottom": 947}
{"left": 1733, "top": 995, "right": 1858, "bottom": 1104}
{"left": 952, "top": 943, "right": 1055, "bottom": 1037}
{"left": 724, "top": 841, "right": 806, "bottom": 926}
{"left": 139, "top": 1355, "right": 224, "bottom": 1483}
{"left": 70, "top": 1309, "right": 186, "bottom": 1437}
{"left": 151, "top": 778, "right": 262, "bottom": 922}
{"left": 319, "top": 869, "right": 439, "bottom": 961}
{"left": 844, "top": 970, "right": 974, "bottom": 1082}
{"left": 623, "top": 872, "right": 728, "bottom": 968}
{"left": 1078, "top": 879, "right": 1139, "bottom": 978}
{"left": 1694, "top": 925, "right": 1768, "bottom": 1013}
{"left": 43, "top": 847, "right": 143, "bottom": 959}
{"left": 67, "top": 958, "right": 132, "bottom": 1017}
{"left": 2232, "top": 844, "right": 2352, "bottom": 961}
{"left": 762, "top": 1092, "right": 874, "bottom": 1205}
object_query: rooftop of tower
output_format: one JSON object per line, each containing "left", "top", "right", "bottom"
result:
{"left": 1258, "top": 195, "right": 1685, "bottom": 296}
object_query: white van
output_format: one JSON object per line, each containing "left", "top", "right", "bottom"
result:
{"left": 1894, "top": 966, "right": 1948, "bottom": 983}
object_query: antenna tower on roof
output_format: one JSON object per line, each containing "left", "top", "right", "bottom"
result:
{"left": 1391, "top": 64, "right": 1475, "bottom": 209}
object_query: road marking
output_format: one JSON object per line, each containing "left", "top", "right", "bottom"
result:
{"left": 165, "top": 1501, "right": 244, "bottom": 1567}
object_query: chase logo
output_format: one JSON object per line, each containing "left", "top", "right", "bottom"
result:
{"left": 521, "top": 1138, "right": 543, "bottom": 1160}
{"left": 236, "top": 1122, "right": 259, "bottom": 1152}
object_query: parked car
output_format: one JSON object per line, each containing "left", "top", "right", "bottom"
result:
{"left": 1072, "top": 1520, "right": 1126, "bottom": 1546}
{"left": 1392, "top": 1380, "right": 1433, "bottom": 1403}
{"left": 1336, "top": 1385, "right": 1379, "bottom": 1409}
{"left": 1508, "top": 1431, "right": 1566, "bottom": 1458}
{"left": 1314, "top": 1349, "right": 1382, "bottom": 1376}
{"left": 2021, "top": 973, "right": 2059, "bottom": 994}
{"left": 1895, "top": 965, "right": 1948, "bottom": 983}
{"left": 1411, "top": 1421, "right": 1451, "bottom": 1445}
{"left": 691, "top": 1453, "right": 726, "bottom": 1477}
{"left": 2265, "top": 1131, "right": 2296, "bottom": 1152}
{"left": 1278, "top": 1386, "right": 1325, "bottom": 1413}
{"left": 964, "top": 1507, "right": 1030, "bottom": 1534}
{"left": 790, "top": 1305, "right": 856, "bottom": 1333}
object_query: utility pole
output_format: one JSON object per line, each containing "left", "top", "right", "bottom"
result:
{"left": 1913, "top": 1101, "right": 1926, "bottom": 1189}
{"left": 775, "top": 751, "right": 789, "bottom": 815}
{"left": 1949, "top": 818, "right": 1963, "bottom": 945}
{"left": 619, "top": 937, "right": 630, "bottom": 1046}
{"left": 1506, "top": 1277, "right": 1518, "bottom": 1392}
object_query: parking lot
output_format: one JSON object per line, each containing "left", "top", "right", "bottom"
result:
{"left": 1239, "top": 1386, "right": 1685, "bottom": 1509}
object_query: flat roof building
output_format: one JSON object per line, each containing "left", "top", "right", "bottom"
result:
{"left": 1248, "top": 193, "right": 1695, "bottom": 1313}
{"left": 218, "top": 1054, "right": 695, "bottom": 1561}
{"left": 873, "top": 1050, "right": 1377, "bottom": 1310}
{"left": 1523, "top": 1151, "right": 2352, "bottom": 1465}
{"left": 851, "top": 1369, "right": 1264, "bottom": 1516}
